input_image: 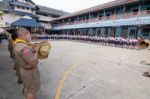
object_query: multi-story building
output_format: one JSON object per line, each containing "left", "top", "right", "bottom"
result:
{"left": 0, "top": 0, "right": 68, "bottom": 33}
{"left": 36, "top": 5, "right": 69, "bottom": 33}
{"left": 0, "top": 0, "right": 38, "bottom": 28}
{"left": 52, "top": 0, "right": 150, "bottom": 39}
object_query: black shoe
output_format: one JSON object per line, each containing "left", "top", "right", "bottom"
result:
{"left": 22, "top": 88, "right": 25, "bottom": 95}
{"left": 143, "top": 72, "right": 150, "bottom": 77}
{"left": 18, "top": 79, "right": 23, "bottom": 84}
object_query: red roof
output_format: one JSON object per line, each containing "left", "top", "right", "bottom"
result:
{"left": 52, "top": 0, "right": 139, "bottom": 21}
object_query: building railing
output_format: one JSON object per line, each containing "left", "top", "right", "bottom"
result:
{"left": 41, "top": 23, "right": 52, "bottom": 29}
{"left": 38, "top": 15, "right": 54, "bottom": 21}
{"left": 15, "top": 7, "right": 34, "bottom": 14}
{"left": 54, "top": 10, "right": 150, "bottom": 27}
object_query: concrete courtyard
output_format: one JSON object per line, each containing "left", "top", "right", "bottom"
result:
{"left": 0, "top": 41, "right": 150, "bottom": 99}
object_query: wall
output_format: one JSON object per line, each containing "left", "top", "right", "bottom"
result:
{"left": 37, "top": 14, "right": 53, "bottom": 21}
{"left": 40, "top": 22, "right": 52, "bottom": 30}
{"left": 2, "top": 13, "right": 15, "bottom": 27}
{"left": 2, "top": 13, "right": 22, "bottom": 27}
{"left": 14, "top": 6, "right": 35, "bottom": 14}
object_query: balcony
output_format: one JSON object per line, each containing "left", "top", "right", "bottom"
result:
{"left": 41, "top": 23, "right": 52, "bottom": 29}
{"left": 53, "top": 16, "right": 150, "bottom": 30}
{"left": 54, "top": 11, "right": 150, "bottom": 27}
{"left": 38, "top": 15, "right": 54, "bottom": 21}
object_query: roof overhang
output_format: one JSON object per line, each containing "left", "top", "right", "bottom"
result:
{"left": 11, "top": 18, "right": 43, "bottom": 28}
{"left": 53, "top": 16, "right": 150, "bottom": 30}
{"left": 52, "top": 0, "right": 139, "bottom": 21}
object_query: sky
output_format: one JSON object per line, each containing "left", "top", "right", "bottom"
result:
{"left": 32, "top": 0, "right": 114, "bottom": 13}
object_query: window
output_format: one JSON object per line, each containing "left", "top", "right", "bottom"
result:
{"left": 17, "top": 6, "right": 20, "bottom": 9}
{"left": 142, "top": 29, "right": 150, "bottom": 36}
{"left": 5, "top": 22, "right": 9, "bottom": 26}
{"left": 147, "top": 7, "right": 150, "bottom": 14}
{"left": 106, "top": 14, "right": 110, "bottom": 19}
{"left": 130, "top": 29, "right": 136, "bottom": 36}
{"left": 31, "top": 9, "right": 35, "bottom": 12}
{"left": 121, "top": 27, "right": 128, "bottom": 38}
{"left": 147, "top": 7, "right": 150, "bottom": 10}
{"left": 22, "top": 7, "right": 25, "bottom": 10}
{"left": 133, "top": 9, "right": 138, "bottom": 15}
{"left": 106, "top": 14, "right": 110, "bottom": 16}
{"left": 91, "top": 12, "right": 98, "bottom": 18}
{"left": 27, "top": 8, "right": 29, "bottom": 10}
{"left": 99, "top": 15, "right": 103, "bottom": 20}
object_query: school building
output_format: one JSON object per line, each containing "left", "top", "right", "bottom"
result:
{"left": 52, "top": 0, "right": 150, "bottom": 39}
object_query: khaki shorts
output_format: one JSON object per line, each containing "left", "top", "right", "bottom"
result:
{"left": 20, "top": 68, "right": 41, "bottom": 95}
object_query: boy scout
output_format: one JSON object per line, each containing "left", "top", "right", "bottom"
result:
{"left": 14, "top": 28, "right": 41, "bottom": 99}
{"left": 11, "top": 31, "right": 23, "bottom": 83}
{"left": 8, "top": 33, "right": 14, "bottom": 59}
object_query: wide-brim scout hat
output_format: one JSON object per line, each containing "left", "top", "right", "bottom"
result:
{"left": 139, "top": 40, "right": 149, "bottom": 49}
{"left": 32, "top": 43, "right": 40, "bottom": 48}
{"left": 38, "top": 41, "right": 51, "bottom": 59}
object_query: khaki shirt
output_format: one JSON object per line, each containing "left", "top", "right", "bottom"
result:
{"left": 14, "top": 43, "right": 41, "bottom": 95}
{"left": 14, "top": 43, "right": 36, "bottom": 69}
{"left": 8, "top": 38, "right": 15, "bottom": 58}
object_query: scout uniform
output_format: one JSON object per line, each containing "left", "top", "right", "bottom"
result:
{"left": 8, "top": 32, "right": 22, "bottom": 82}
{"left": 11, "top": 39, "right": 22, "bottom": 83}
{"left": 8, "top": 35, "right": 15, "bottom": 59}
{"left": 14, "top": 39, "right": 41, "bottom": 95}
{"left": 8, "top": 35, "right": 18, "bottom": 74}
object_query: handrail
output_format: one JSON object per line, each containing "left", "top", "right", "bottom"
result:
{"left": 54, "top": 10, "right": 150, "bottom": 27}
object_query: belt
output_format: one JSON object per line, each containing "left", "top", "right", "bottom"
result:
{"left": 24, "top": 66, "right": 37, "bottom": 70}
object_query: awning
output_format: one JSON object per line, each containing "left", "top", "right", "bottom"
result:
{"left": 53, "top": 16, "right": 150, "bottom": 30}
{"left": 11, "top": 18, "right": 43, "bottom": 28}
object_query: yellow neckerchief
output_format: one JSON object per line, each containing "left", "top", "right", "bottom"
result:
{"left": 12, "top": 40, "right": 15, "bottom": 45}
{"left": 14, "top": 39, "right": 32, "bottom": 48}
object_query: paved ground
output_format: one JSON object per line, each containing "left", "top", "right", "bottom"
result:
{"left": 0, "top": 41, "right": 150, "bottom": 99}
